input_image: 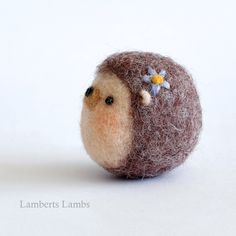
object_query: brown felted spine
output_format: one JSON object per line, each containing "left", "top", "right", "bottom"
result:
{"left": 97, "top": 51, "right": 202, "bottom": 178}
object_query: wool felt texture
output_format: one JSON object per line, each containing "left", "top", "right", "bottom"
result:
{"left": 81, "top": 51, "right": 202, "bottom": 178}
{"left": 81, "top": 73, "right": 133, "bottom": 169}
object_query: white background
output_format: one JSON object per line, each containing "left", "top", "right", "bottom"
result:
{"left": 0, "top": 0, "right": 235, "bottom": 235}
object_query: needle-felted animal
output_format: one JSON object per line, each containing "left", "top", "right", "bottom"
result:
{"left": 80, "top": 51, "right": 202, "bottom": 178}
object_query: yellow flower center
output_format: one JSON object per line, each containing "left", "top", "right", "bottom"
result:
{"left": 151, "top": 75, "right": 164, "bottom": 85}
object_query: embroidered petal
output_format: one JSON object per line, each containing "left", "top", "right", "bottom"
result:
{"left": 148, "top": 66, "right": 157, "bottom": 75}
{"left": 151, "top": 85, "right": 161, "bottom": 96}
{"left": 143, "top": 74, "right": 151, "bottom": 82}
{"left": 162, "top": 80, "right": 170, "bottom": 89}
{"left": 159, "top": 69, "right": 167, "bottom": 77}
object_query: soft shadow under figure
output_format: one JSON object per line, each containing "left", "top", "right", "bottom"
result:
{"left": 0, "top": 156, "right": 181, "bottom": 188}
{"left": 0, "top": 159, "right": 112, "bottom": 187}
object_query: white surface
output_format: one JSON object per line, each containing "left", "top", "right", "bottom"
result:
{"left": 0, "top": 0, "right": 236, "bottom": 235}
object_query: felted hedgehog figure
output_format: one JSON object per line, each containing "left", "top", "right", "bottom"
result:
{"left": 80, "top": 51, "right": 202, "bottom": 178}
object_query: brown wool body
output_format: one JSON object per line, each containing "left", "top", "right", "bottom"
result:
{"left": 81, "top": 52, "right": 202, "bottom": 178}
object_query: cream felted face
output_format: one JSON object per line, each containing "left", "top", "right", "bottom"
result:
{"left": 81, "top": 73, "right": 133, "bottom": 169}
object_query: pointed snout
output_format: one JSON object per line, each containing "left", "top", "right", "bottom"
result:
{"left": 84, "top": 86, "right": 101, "bottom": 110}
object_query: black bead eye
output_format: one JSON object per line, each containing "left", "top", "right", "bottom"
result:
{"left": 105, "top": 96, "right": 114, "bottom": 105}
{"left": 85, "top": 86, "right": 94, "bottom": 97}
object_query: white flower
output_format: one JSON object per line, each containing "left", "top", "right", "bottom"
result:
{"left": 143, "top": 66, "right": 170, "bottom": 96}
